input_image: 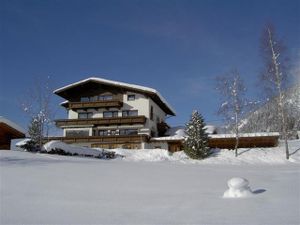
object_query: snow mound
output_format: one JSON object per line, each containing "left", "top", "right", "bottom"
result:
{"left": 111, "top": 148, "right": 175, "bottom": 162}
{"left": 43, "top": 141, "right": 106, "bottom": 157}
{"left": 223, "top": 177, "right": 253, "bottom": 198}
{"left": 15, "top": 138, "right": 31, "bottom": 147}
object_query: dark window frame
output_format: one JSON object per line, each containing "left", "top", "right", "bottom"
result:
{"left": 78, "top": 112, "right": 93, "bottom": 119}
{"left": 103, "top": 111, "right": 118, "bottom": 118}
{"left": 150, "top": 106, "right": 154, "bottom": 120}
{"left": 66, "top": 129, "right": 89, "bottom": 137}
{"left": 127, "top": 94, "right": 136, "bottom": 101}
{"left": 119, "top": 129, "right": 138, "bottom": 136}
{"left": 122, "top": 110, "right": 138, "bottom": 117}
{"left": 99, "top": 95, "right": 113, "bottom": 101}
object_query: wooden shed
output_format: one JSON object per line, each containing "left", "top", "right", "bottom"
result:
{"left": 208, "top": 132, "right": 280, "bottom": 149}
{"left": 0, "top": 117, "right": 26, "bottom": 150}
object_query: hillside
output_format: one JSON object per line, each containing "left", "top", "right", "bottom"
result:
{"left": 240, "top": 84, "right": 300, "bottom": 138}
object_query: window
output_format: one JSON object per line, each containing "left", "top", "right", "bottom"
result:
{"left": 122, "top": 110, "right": 138, "bottom": 117}
{"left": 90, "top": 96, "right": 98, "bottom": 102}
{"left": 150, "top": 106, "right": 154, "bottom": 120}
{"left": 78, "top": 112, "right": 93, "bottom": 119}
{"left": 66, "top": 129, "right": 89, "bottom": 137}
{"left": 99, "top": 95, "right": 113, "bottom": 101}
{"left": 80, "top": 97, "right": 90, "bottom": 102}
{"left": 119, "top": 129, "right": 138, "bottom": 135}
{"left": 127, "top": 94, "right": 135, "bottom": 101}
{"left": 98, "top": 130, "right": 108, "bottom": 136}
{"left": 110, "top": 130, "right": 118, "bottom": 135}
{"left": 156, "top": 116, "right": 160, "bottom": 123}
{"left": 103, "top": 111, "right": 118, "bottom": 118}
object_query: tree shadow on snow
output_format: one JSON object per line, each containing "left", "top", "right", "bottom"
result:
{"left": 237, "top": 148, "right": 252, "bottom": 156}
{"left": 252, "top": 189, "right": 266, "bottom": 194}
{"left": 209, "top": 149, "right": 221, "bottom": 158}
{"left": 289, "top": 147, "right": 300, "bottom": 156}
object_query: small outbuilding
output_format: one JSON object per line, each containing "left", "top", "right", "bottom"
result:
{"left": 0, "top": 116, "right": 26, "bottom": 150}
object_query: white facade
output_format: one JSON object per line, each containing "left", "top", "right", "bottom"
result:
{"left": 54, "top": 77, "right": 176, "bottom": 149}
{"left": 63, "top": 91, "right": 168, "bottom": 138}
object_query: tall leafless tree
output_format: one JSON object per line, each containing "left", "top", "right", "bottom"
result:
{"left": 21, "top": 76, "right": 54, "bottom": 149}
{"left": 260, "top": 24, "right": 290, "bottom": 159}
{"left": 216, "top": 69, "right": 247, "bottom": 157}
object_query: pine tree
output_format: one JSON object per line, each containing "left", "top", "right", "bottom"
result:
{"left": 27, "top": 116, "right": 43, "bottom": 151}
{"left": 184, "top": 110, "right": 210, "bottom": 159}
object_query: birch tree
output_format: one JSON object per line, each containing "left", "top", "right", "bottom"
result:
{"left": 216, "top": 69, "right": 247, "bottom": 157}
{"left": 21, "top": 76, "right": 54, "bottom": 149}
{"left": 260, "top": 24, "right": 290, "bottom": 159}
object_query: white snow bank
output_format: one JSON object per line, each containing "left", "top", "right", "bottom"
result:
{"left": 43, "top": 141, "right": 105, "bottom": 157}
{"left": 111, "top": 140, "right": 300, "bottom": 164}
{"left": 110, "top": 148, "right": 177, "bottom": 162}
{"left": 223, "top": 177, "right": 253, "bottom": 198}
{"left": 39, "top": 140, "right": 300, "bottom": 164}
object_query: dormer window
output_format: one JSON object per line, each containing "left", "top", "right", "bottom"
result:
{"left": 127, "top": 94, "right": 135, "bottom": 101}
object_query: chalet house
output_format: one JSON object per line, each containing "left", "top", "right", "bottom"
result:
{"left": 0, "top": 116, "right": 26, "bottom": 150}
{"left": 52, "top": 77, "right": 177, "bottom": 150}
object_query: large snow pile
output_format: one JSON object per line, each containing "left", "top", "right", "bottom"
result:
{"left": 43, "top": 141, "right": 110, "bottom": 158}
{"left": 223, "top": 177, "right": 253, "bottom": 198}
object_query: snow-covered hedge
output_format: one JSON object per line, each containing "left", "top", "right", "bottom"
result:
{"left": 43, "top": 141, "right": 116, "bottom": 159}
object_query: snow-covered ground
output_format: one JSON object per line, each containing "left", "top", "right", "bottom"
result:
{"left": 1, "top": 141, "right": 300, "bottom": 224}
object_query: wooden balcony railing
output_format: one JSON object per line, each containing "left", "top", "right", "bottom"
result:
{"left": 65, "top": 100, "right": 123, "bottom": 109}
{"left": 45, "top": 135, "right": 148, "bottom": 144}
{"left": 55, "top": 116, "right": 147, "bottom": 127}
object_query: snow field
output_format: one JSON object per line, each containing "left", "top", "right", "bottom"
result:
{"left": 1, "top": 139, "right": 300, "bottom": 224}
{"left": 1, "top": 150, "right": 299, "bottom": 225}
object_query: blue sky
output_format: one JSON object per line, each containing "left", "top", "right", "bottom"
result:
{"left": 1, "top": 0, "right": 300, "bottom": 133}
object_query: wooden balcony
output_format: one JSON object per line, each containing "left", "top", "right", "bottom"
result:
{"left": 55, "top": 116, "right": 147, "bottom": 127}
{"left": 45, "top": 135, "right": 148, "bottom": 144}
{"left": 64, "top": 100, "right": 123, "bottom": 109}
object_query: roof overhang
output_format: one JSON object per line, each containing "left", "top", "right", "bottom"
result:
{"left": 54, "top": 77, "right": 176, "bottom": 116}
{"left": 0, "top": 117, "right": 26, "bottom": 140}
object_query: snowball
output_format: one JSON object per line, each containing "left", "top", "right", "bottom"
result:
{"left": 223, "top": 177, "right": 253, "bottom": 198}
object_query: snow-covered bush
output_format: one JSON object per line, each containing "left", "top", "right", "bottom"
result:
{"left": 43, "top": 141, "right": 116, "bottom": 159}
{"left": 184, "top": 110, "right": 211, "bottom": 159}
{"left": 15, "top": 138, "right": 39, "bottom": 152}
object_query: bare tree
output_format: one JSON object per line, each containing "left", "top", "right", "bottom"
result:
{"left": 216, "top": 69, "right": 247, "bottom": 157}
{"left": 21, "top": 76, "right": 54, "bottom": 149}
{"left": 260, "top": 24, "right": 290, "bottom": 159}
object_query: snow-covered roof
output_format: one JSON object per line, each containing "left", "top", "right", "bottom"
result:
{"left": 151, "top": 136, "right": 185, "bottom": 141}
{"left": 0, "top": 116, "right": 26, "bottom": 134}
{"left": 204, "top": 125, "right": 217, "bottom": 134}
{"left": 54, "top": 77, "right": 176, "bottom": 115}
{"left": 209, "top": 132, "right": 280, "bottom": 139}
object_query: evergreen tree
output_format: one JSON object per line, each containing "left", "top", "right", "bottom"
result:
{"left": 27, "top": 116, "right": 43, "bottom": 151}
{"left": 184, "top": 110, "right": 210, "bottom": 159}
